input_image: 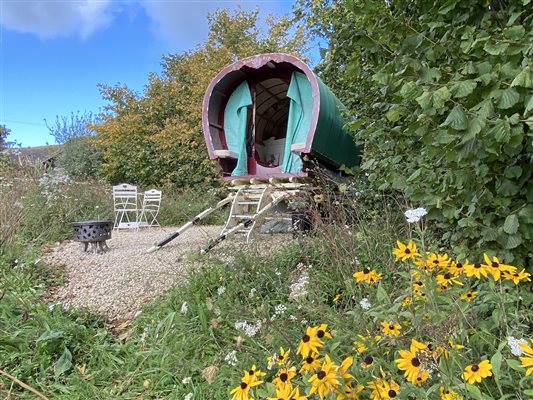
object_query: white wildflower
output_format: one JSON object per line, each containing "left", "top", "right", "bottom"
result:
{"left": 289, "top": 315, "right": 297, "bottom": 321}
{"left": 180, "top": 302, "right": 188, "bottom": 314}
{"left": 217, "top": 286, "right": 226, "bottom": 295}
{"left": 224, "top": 350, "right": 238, "bottom": 366}
{"left": 267, "top": 353, "right": 277, "bottom": 370}
{"left": 234, "top": 320, "right": 262, "bottom": 337}
{"left": 289, "top": 263, "right": 311, "bottom": 300}
{"left": 359, "top": 298, "right": 371, "bottom": 310}
{"left": 508, "top": 336, "right": 528, "bottom": 356}
{"left": 184, "top": 393, "right": 193, "bottom": 400}
{"left": 404, "top": 207, "right": 428, "bottom": 223}
{"left": 249, "top": 288, "right": 256, "bottom": 298}
{"left": 274, "top": 304, "right": 287, "bottom": 316}
{"left": 182, "top": 376, "right": 191, "bottom": 385}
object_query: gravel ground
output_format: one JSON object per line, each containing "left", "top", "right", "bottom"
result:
{"left": 43, "top": 225, "right": 290, "bottom": 321}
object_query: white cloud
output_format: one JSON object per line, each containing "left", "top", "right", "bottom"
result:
{"left": 140, "top": 1, "right": 290, "bottom": 52}
{"left": 0, "top": 0, "right": 115, "bottom": 39}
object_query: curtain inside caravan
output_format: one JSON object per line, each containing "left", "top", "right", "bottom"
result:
{"left": 224, "top": 81, "right": 252, "bottom": 176}
{"left": 282, "top": 71, "right": 313, "bottom": 173}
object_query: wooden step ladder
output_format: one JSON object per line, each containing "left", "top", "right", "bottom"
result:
{"left": 221, "top": 185, "right": 273, "bottom": 242}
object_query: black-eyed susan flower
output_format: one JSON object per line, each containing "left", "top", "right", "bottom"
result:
{"left": 272, "top": 366, "right": 296, "bottom": 390}
{"left": 353, "top": 268, "right": 382, "bottom": 284}
{"left": 481, "top": 253, "right": 516, "bottom": 281}
{"left": 448, "top": 260, "right": 467, "bottom": 276}
{"left": 436, "top": 272, "right": 464, "bottom": 287}
{"left": 361, "top": 354, "right": 374, "bottom": 369}
{"left": 519, "top": 339, "right": 533, "bottom": 376}
{"left": 276, "top": 347, "right": 290, "bottom": 366}
{"left": 367, "top": 378, "right": 400, "bottom": 400}
{"left": 503, "top": 269, "right": 532, "bottom": 285}
{"left": 267, "top": 385, "right": 306, "bottom": 400}
{"left": 380, "top": 321, "right": 402, "bottom": 337}
{"left": 413, "top": 370, "right": 429, "bottom": 385}
{"left": 463, "top": 261, "right": 489, "bottom": 279}
{"left": 402, "top": 296, "right": 413, "bottom": 307}
{"left": 439, "top": 387, "right": 463, "bottom": 400}
{"left": 242, "top": 364, "right": 266, "bottom": 384}
{"left": 427, "top": 253, "right": 450, "bottom": 270}
{"left": 460, "top": 290, "right": 477, "bottom": 302}
{"left": 297, "top": 326, "right": 323, "bottom": 358}
{"left": 462, "top": 360, "right": 492, "bottom": 384}
{"left": 230, "top": 377, "right": 263, "bottom": 400}
{"left": 308, "top": 354, "right": 340, "bottom": 399}
{"left": 395, "top": 339, "right": 428, "bottom": 384}
{"left": 300, "top": 353, "right": 321, "bottom": 374}
{"left": 315, "top": 324, "right": 333, "bottom": 340}
{"left": 393, "top": 240, "right": 420, "bottom": 261}
{"left": 339, "top": 381, "right": 364, "bottom": 399}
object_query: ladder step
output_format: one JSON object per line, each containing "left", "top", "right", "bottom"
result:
{"left": 232, "top": 214, "right": 256, "bottom": 219}
{"left": 238, "top": 201, "right": 260, "bottom": 205}
{"left": 265, "top": 216, "right": 292, "bottom": 221}
{"left": 237, "top": 229, "right": 251, "bottom": 233}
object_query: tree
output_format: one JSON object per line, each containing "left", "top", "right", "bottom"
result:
{"left": 92, "top": 7, "right": 310, "bottom": 187}
{"left": 298, "top": 0, "right": 533, "bottom": 262}
{"left": 0, "top": 125, "right": 10, "bottom": 149}
{"left": 45, "top": 111, "right": 99, "bottom": 144}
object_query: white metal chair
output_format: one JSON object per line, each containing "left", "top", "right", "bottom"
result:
{"left": 137, "top": 189, "right": 162, "bottom": 228}
{"left": 112, "top": 184, "right": 139, "bottom": 229}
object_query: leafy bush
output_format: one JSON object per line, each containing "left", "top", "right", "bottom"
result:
{"left": 299, "top": 0, "right": 533, "bottom": 262}
{"left": 58, "top": 136, "right": 103, "bottom": 180}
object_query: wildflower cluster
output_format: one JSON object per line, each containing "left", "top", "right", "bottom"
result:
{"left": 229, "top": 240, "right": 532, "bottom": 399}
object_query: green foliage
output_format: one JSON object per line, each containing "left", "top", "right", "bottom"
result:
{"left": 298, "top": 0, "right": 533, "bottom": 262}
{"left": 93, "top": 7, "right": 310, "bottom": 188}
{"left": 58, "top": 136, "right": 103, "bottom": 180}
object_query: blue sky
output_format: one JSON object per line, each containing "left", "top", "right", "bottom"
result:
{"left": 1, "top": 0, "right": 295, "bottom": 147}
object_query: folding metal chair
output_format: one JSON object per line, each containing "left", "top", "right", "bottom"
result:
{"left": 137, "top": 189, "right": 162, "bottom": 228}
{"left": 112, "top": 184, "right": 139, "bottom": 229}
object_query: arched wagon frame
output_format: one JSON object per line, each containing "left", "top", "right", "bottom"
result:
{"left": 202, "top": 53, "right": 362, "bottom": 180}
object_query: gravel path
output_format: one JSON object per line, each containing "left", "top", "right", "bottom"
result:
{"left": 43, "top": 225, "right": 238, "bottom": 321}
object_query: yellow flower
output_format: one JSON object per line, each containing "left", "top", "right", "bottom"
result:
{"left": 413, "top": 370, "right": 429, "bottom": 385}
{"left": 274, "top": 347, "right": 290, "bottom": 366}
{"left": 519, "top": 340, "right": 533, "bottom": 376}
{"left": 367, "top": 378, "right": 400, "bottom": 400}
{"left": 392, "top": 240, "right": 420, "bottom": 261}
{"left": 481, "top": 253, "right": 516, "bottom": 281}
{"left": 300, "top": 353, "right": 321, "bottom": 374}
{"left": 361, "top": 354, "right": 375, "bottom": 369}
{"left": 436, "top": 272, "right": 464, "bottom": 287}
{"left": 242, "top": 364, "right": 266, "bottom": 384}
{"left": 353, "top": 268, "right": 382, "bottom": 284}
{"left": 440, "top": 387, "right": 463, "bottom": 400}
{"left": 337, "top": 381, "right": 364, "bottom": 399}
{"left": 231, "top": 377, "right": 263, "bottom": 400}
{"left": 297, "top": 326, "right": 323, "bottom": 358}
{"left": 308, "top": 354, "right": 340, "bottom": 399}
{"left": 402, "top": 296, "right": 413, "bottom": 307}
{"left": 268, "top": 385, "right": 306, "bottom": 400}
{"left": 462, "top": 360, "right": 492, "bottom": 384}
{"left": 427, "top": 253, "right": 450, "bottom": 270}
{"left": 448, "top": 260, "right": 466, "bottom": 276}
{"left": 503, "top": 268, "right": 532, "bottom": 285}
{"left": 460, "top": 290, "right": 477, "bottom": 301}
{"left": 380, "top": 321, "right": 402, "bottom": 337}
{"left": 463, "top": 261, "right": 489, "bottom": 279}
{"left": 314, "top": 324, "right": 333, "bottom": 340}
{"left": 272, "top": 366, "right": 296, "bottom": 390}
{"left": 395, "top": 339, "right": 428, "bottom": 384}
{"left": 339, "top": 356, "right": 354, "bottom": 380}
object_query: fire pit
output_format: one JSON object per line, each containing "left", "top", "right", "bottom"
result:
{"left": 72, "top": 220, "right": 113, "bottom": 253}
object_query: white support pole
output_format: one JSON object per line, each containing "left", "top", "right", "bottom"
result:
{"left": 147, "top": 195, "right": 234, "bottom": 253}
